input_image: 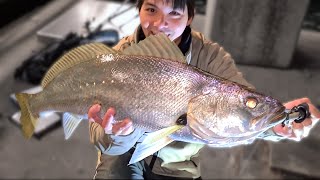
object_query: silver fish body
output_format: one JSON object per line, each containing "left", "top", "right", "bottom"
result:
{"left": 30, "top": 55, "right": 207, "bottom": 131}
{"left": 17, "top": 34, "right": 286, "bottom": 147}
{"left": 28, "top": 54, "right": 285, "bottom": 146}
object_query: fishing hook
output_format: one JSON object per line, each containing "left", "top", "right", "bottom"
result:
{"left": 281, "top": 103, "right": 311, "bottom": 128}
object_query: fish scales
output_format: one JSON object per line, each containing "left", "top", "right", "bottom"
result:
{"left": 17, "top": 34, "right": 286, "bottom": 148}
{"left": 29, "top": 55, "right": 207, "bottom": 132}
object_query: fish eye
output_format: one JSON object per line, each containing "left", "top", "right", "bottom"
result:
{"left": 245, "top": 97, "right": 258, "bottom": 109}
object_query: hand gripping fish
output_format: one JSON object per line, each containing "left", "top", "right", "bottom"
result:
{"left": 16, "top": 33, "right": 288, "bottom": 164}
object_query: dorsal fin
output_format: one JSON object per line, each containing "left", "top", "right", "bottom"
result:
{"left": 41, "top": 43, "right": 117, "bottom": 88}
{"left": 122, "top": 33, "right": 186, "bottom": 63}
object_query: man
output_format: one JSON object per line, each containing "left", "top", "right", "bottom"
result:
{"left": 88, "top": 0, "right": 320, "bottom": 179}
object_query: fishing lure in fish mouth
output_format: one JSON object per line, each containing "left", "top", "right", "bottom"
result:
{"left": 281, "top": 103, "right": 311, "bottom": 128}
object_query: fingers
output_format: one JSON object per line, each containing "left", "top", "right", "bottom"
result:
{"left": 102, "top": 108, "right": 116, "bottom": 133}
{"left": 273, "top": 124, "right": 300, "bottom": 141}
{"left": 283, "top": 97, "right": 311, "bottom": 109}
{"left": 286, "top": 118, "right": 313, "bottom": 141}
{"left": 88, "top": 104, "right": 134, "bottom": 136}
{"left": 112, "top": 118, "right": 134, "bottom": 135}
{"left": 299, "top": 117, "right": 315, "bottom": 138}
{"left": 273, "top": 124, "right": 292, "bottom": 137}
{"left": 309, "top": 103, "right": 320, "bottom": 119}
{"left": 292, "top": 129, "right": 303, "bottom": 141}
{"left": 292, "top": 122, "right": 304, "bottom": 130}
{"left": 88, "top": 104, "right": 103, "bottom": 125}
{"left": 302, "top": 125, "right": 312, "bottom": 138}
{"left": 284, "top": 97, "right": 319, "bottom": 119}
{"left": 311, "top": 115, "right": 319, "bottom": 127}
{"left": 301, "top": 118, "right": 312, "bottom": 127}
{"left": 281, "top": 97, "right": 320, "bottom": 141}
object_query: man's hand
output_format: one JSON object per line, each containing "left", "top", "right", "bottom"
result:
{"left": 88, "top": 104, "right": 134, "bottom": 135}
{"left": 273, "top": 97, "right": 320, "bottom": 141}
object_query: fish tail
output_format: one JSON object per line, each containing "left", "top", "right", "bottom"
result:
{"left": 15, "top": 93, "right": 38, "bottom": 139}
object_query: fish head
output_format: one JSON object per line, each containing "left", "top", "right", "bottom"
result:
{"left": 187, "top": 82, "right": 286, "bottom": 142}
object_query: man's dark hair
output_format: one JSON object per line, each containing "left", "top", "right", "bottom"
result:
{"left": 136, "top": 0, "right": 195, "bottom": 19}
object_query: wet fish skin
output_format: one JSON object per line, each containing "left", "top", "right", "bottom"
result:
{"left": 15, "top": 34, "right": 286, "bottom": 147}
{"left": 29, "top": 55, "right": 206, "bottom": 131}
{"left": 27, "top": 54, "right": 284, "bottom": 145}
{"left": 187, "top": 73, "right": 286, "bottom": 142}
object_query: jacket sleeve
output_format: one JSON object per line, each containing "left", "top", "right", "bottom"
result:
{"left": 89, "top": 121, "right": 144, "bottom": 155}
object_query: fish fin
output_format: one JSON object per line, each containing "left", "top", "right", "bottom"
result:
{"left": 128, "top": 125, "right": 183, "bottom": 165}
{"left": 143, "top": 125, "right": 183, "bottom": 144}
{"left": 122, "top": 33, "right": 186, "bottom": 63}
{"left": 62, "top": 112, "right": 85, "bottom": 140}
{"left": 15, "top": 93, "right": 38, "bottom": 139}
{"left": 41, "top": 43, "right": 117, "bottom": 88}
{"left": 129, "top": 136, "right": 174, "bottom": 165}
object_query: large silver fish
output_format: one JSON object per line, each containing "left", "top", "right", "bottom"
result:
{"left": 16, "top": 33, "right": 286, "bottom": 164}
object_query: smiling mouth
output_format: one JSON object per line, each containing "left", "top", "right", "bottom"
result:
{"left": 150, "top": 32, "right": 171, "bottom": 37}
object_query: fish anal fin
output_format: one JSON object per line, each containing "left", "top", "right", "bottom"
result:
{"left": 62, "top": 112, "right": 86, "bottom": 140}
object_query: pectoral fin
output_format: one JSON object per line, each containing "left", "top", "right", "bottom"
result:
{"left": 62, "top": 112, "right": 87, "bottom": 140}
{"left": 128, "top": 125, "right": 183, "bottom": 165}
{"left": 143, "top": 125, "right": 183, "bottom": 144}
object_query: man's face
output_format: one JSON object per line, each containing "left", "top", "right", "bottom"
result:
{"left": 139, "top": 0, "right": 192, "bottom": 45}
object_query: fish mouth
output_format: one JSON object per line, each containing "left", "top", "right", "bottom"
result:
{"left": 267, "top": 105, "right": 286, "bottom": 125}
{"left": 253, "top": 105, "right": 286, "bottom": 130}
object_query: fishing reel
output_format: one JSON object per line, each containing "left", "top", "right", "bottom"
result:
{"left": 281, "top": 103, "right": 311, "bottom": 127}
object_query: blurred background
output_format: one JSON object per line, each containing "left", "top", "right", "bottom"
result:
{"left": 0, "top": 0, "right": 319, "bottom": 179}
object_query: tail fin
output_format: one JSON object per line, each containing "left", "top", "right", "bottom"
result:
{"left": 15, "top": 93, "right": 38, "bottom": 139}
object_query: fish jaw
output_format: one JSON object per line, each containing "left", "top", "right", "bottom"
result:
{"left": 187, "top": 92, "right": 257, "bottom": 139}
{"left": 183, "top": 112, "right": 262, "bottom": 146}
{"left": 268, "top": 105, "right": 286, "bottom": 124}
{"left": 206, "top": 130, "right": 265, "bottom": 148}
{"left": 188, "top": 112, "right": 219, "bottom": 139}
{"left": 186, "top": 81, "right": 288, "bottom": 142}
{"left": 252, "top": 105, "right": 286, "bottom": 130}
